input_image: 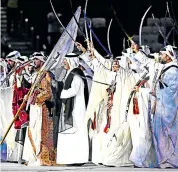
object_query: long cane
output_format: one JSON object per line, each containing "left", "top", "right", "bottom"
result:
{"left": 0, "top": 70, "right": 43, "bottom": 145}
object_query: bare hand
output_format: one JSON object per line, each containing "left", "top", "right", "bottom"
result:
{"left": 75, "top": 42, "right": 86, "bottom": 53}
{"left": 86, "top": 41, "right": 95, "bottom": 59}
{"left": 133, "top": 86, "right": 139, "bottom": 92}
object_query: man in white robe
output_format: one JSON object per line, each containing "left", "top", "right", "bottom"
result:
{"left": 56, "top": 53, "right": 89, "bottom": 165}
{"left": 152, "top": 46, "right": 178, "bottom": 168}
{"left": 92, "top": 56, "right": 137, "bottom": 167}
{"left": 0, "top": 52, "right": 26, "bottom": 163}
{"left": 6, "top": 51, "right": 21, "bottom": 87}
{"left": 78, "top": 43, "right": 137, "bottom": 166}
{"left": 129, "top": 39, "right": 150, "bottom": 73}
{"left": 137, "top": 45, "right": 178, "bottom": 168}
{"left": 127, "top": 40, "right": 158, "bottom": 167}
{"left": 78, "top": 47, "right": 112, "bottom": 165}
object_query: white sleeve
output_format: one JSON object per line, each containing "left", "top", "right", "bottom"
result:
{"left": 60, "top": 75, "right": 83, "bottom": 99}
{"left": 80, "top": 52, "right": 95, "bottom": 71}
{"left": 129, "top": 63, "right": 143, "bottom": 73}
{"left": 80, "top": 49, "right": 111, "bottom": 70}
{"left": 139, "top": 87, "right": 151, "bottom": 100}
{"left": 135, "top": 51, "right": 148, "bottom": 64}
{"left": 80, "top": 52, "right": 109, "bottom": 73}
{"left": 92, "top": 58, "right": 115, "bottom": 84}
{"left": 94, "top": 49, "right": 111, "bottom": 69}
{"left": 16, "top": 74, "right": 22, "bottom": 88}
{"left": 92, "top": 58, "right": 101, "bottom": 71}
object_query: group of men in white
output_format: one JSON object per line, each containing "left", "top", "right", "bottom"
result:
{"left": 0, "top": 28, "right": 178, "bottom": 168}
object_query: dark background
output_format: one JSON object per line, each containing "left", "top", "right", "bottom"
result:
{"left": 14, "top": 0, "right": 178, "bottom": 56}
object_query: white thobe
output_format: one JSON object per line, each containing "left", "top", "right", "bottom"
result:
{"left": 129, "top": 51, "right": 151, "bottom": 74}
{"left": 92, "top": 58, "right": 136, "bottom": 166}
{"left": 23, "top": 72, "right": 43, "bottom": 166}
{"left": 0, "top": 87, "right": 18, "bottom": 162}
{"left": 128, "top": 61, "right": 163, "bottom": 167}
{"left": 56, "top": 75, "right": 89, "bottom": 164}
{"left": 81, "top": 52, "right": 136, "bottom": 166}
{"left": 80, "top": 51, "right": 111, "bottom": 164}
{"left": 9, "top": 73, "right": 15, "bottom": 87}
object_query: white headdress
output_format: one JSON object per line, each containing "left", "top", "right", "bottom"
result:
{"left": 64, "top": 53, "right": 79, "bottom": 69}
{"left": 16, "top": 56, "right": 29, "bottom": 64}
{"left": 160, "top": 45, "right": 177, "bottom": 62}
{"left": 6, "top": 51, "right": 21, "bottom": 62}
{"left": 31, "top": 52, "right": 47, "bottom": 62}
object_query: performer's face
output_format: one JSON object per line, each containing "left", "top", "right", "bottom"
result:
{"left": 8, "top": 59, "right": 15, "bottom": 68}
{"left": 34, "top": 58, "right": 43, "bottom": 69}
{"left": 131, "top": 43, "right": 139, "bottom": 52}
{"left": 63, "top": 59, "right": 70, "bottom": 70}
{"left": 160, "top": 53, "right": 169, "bottom": 64}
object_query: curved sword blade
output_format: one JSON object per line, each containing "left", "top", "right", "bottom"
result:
{"left": 84, "top": 0, "right": 89, "bottom": 45}
{"left": 169, "top": 0, "right": 178, "bottom": 32}
{"left": 139, "top": 6, "right": 152, "bottom": 45}
{"left": 83, "top": 11, "right": 112, "bottom": 56}
{"left": 89, "top": 19, "right": 94, "bottom": 48}
{"left": 69, "top": 0, "right": 86, "bottom": 38}
{"left": 166, "top": 26, "right": 174, "bottom": 43}
{"left": 110, "top": 5, "right": 132, "bottom": 42}
{"left": 166, "top": 1, "right": 178, "bottom": 37}
{"left": 123, "top": 37, "right": 126, "bottom": 51}
{"left": 152, "top": 13, "right": 170, "bottom": 45}
{"left": 107, "top": 19, "right": 113, "bottom": 55}
{"left": 166, "top": 2, "right": 171, "bottom": 18}
{"left": 49, "top": 0, "right": 75, "bottom": 42}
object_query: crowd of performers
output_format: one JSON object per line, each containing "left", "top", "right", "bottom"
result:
{"left": 0, "top": 34, "right": 178, "bottom": 168}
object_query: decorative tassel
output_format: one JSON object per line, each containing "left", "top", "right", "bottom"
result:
{"left": 91, "top": 112, "right": 96, "bottom": 130}
{"left": 104, "top": 90, "right": 113, "bottom": 133}
{"left": 104, "top": 125, "right": 109, "bottom": 133}
{"left": 104, "top": 115, "right": 111, "bottom": 133}
{"left": 133, "top": 95, "right": 139, "bottom": 115}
